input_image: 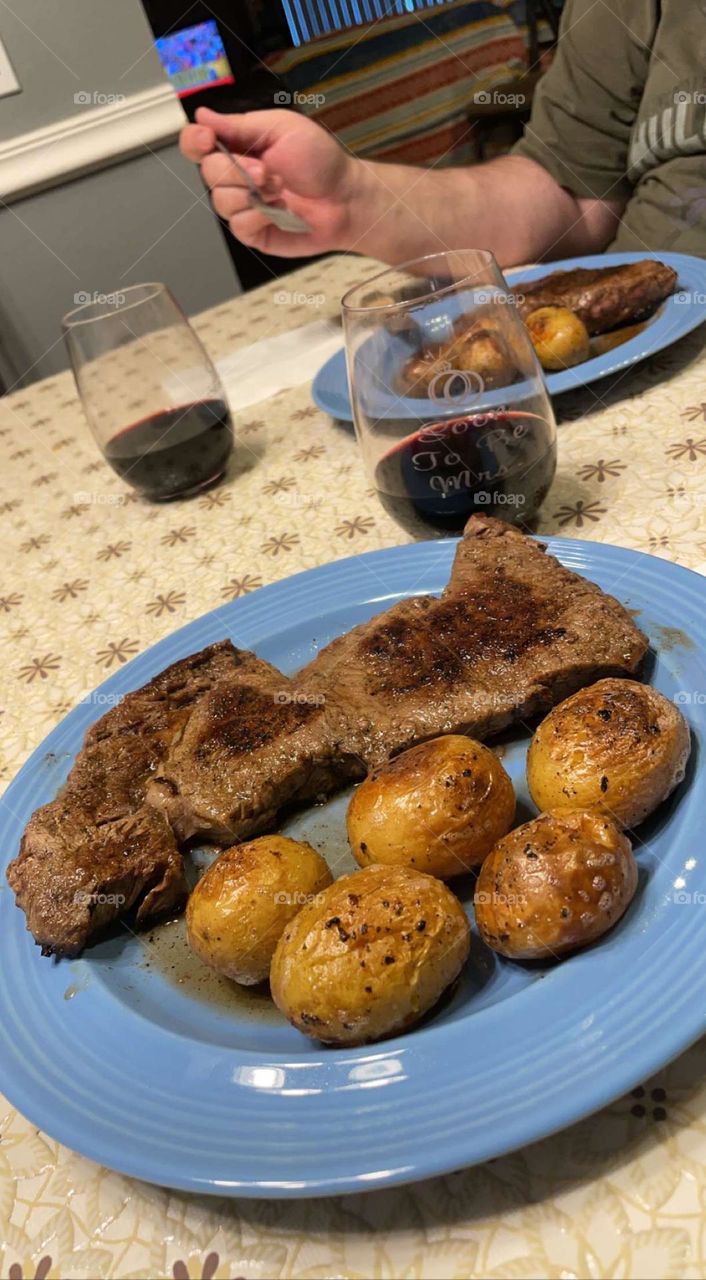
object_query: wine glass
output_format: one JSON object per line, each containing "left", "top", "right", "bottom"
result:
{"left": 63, "top": 283, "right": 233, "bottom": 501}
{"left": 341, "top": 250, "right": 557, "bottom": 537}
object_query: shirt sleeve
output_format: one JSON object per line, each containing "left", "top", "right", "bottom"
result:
{"left": 512, "top": 0, "right": 657, "bottom": 202}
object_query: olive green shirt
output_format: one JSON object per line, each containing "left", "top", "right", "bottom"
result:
{"left": 513, "top": 0, "right": 706, "bottom": 255}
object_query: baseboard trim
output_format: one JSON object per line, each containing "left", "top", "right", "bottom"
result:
{"left": 0, "top": 84, "right": 185, "bottom": 204}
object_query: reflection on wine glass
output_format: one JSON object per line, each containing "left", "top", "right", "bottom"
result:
{"left": 341, "top": 251, "right": 557, "bottom": 538}
{"left": 63, "top": 283, "right": 233, "bottom": 502}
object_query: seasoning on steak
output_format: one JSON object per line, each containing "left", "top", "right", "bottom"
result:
{"left": 6, "top": 641, "right": 245, "bottom": 955}
{"left": 518, "top": 259, "right": 677, "bottom": 334}
{"left": 298, "top": 515, "right": 648, "bottom": 767}
{"left": 146, "top": 652, "right": 362, "bottom": 845}
{"left": 148, "top": 516, "right": 647, "bottom": 844}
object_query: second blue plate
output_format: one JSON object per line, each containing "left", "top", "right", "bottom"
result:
{"left": 312, "top": 251, "right": 706, "bottom": 420}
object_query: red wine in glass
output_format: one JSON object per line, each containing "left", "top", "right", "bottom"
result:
{"left": 374, "top": 410, "right": 555, "bottom": 536}
{"left": 104, "top": 399, "right": 233, "bottom": 501}
{"left": 64, "top": 284, "right": 234, "bottom": 502}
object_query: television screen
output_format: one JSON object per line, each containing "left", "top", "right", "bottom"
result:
{"left": 155, "top": 20, "right": 235, "bottom": 98}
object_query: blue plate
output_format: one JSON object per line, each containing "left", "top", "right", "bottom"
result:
{"left": 0, "top": 537, "right": 705, "bottom": 1197}
{"left": 312, "top": 251, "right": 706, "bottom": 420}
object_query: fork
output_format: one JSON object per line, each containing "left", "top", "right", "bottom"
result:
{"left": 212, "top": 137, "right": 310, "bottom": 235}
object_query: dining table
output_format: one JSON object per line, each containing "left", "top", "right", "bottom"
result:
{"left": 1, "top": 251, "right": 706, "bottom": 1280}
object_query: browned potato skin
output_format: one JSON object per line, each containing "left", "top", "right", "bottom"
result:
{"left": 475, "top": 810, "right": 636, "bottom": 959}
{"left": 186, "top": 836, "right": 332, "bottom": 985}
{"left": 455, "top": 328, "right": 515, "bottom": 389}
{"left": 527, "top": 678, "right": 691, "bottom": 828}
{"left": 525, "top": 306, "right": 590, "bottom": 370}
{"left": 347, "top": 736, "right": 516, "bottom": 879}
{"left": 270, "top": 864, "right": 470, "bottom": 1044}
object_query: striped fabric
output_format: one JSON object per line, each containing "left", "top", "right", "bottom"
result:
{"left": 267, "top": 0, "right": 530, "bottom": 165}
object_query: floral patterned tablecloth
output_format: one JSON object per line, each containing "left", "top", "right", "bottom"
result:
{"left": 1, "top": 254, "right": 706, "bottom": 1280}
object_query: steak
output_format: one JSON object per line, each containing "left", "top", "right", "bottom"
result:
{"left": 7, "top": 641, "right": 245, "bottom": 955}
{"left": 145, "top": 517, "right": 647, "bottom": 842}
{"left": 146, "top": 651, "right": 361, "bottom": 844}
{"left": 298, "top": 515, "right": 648, "bottom": 766}
{"left": 518, "top": 259, "right": 677, "bottom": 334}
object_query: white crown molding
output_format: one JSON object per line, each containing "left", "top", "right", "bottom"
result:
{"left": 0, "top": 83, "right": 185, "bottom": 204}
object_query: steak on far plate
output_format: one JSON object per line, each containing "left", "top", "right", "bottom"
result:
{"left": 518, "top": 259, "right": 677, "bottom": 334}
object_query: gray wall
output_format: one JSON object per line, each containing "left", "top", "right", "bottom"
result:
{"left": 0, "top": 0, "right": 168, "bottom": 138}
{"left": 0, "top": 0, "right": 240, "bottom": 388}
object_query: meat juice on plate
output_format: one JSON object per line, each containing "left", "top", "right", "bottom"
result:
{"left": 104, "top": 398, "right": 233, "bottom": 501}
{"left": 374, "top": 409, "right": 555, "bottom": 536}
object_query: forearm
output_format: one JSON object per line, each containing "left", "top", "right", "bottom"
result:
{"left": 340, "top": 153, "right": 623, "bottom": 266}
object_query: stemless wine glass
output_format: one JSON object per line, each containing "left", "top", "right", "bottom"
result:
{"left": 63, "top": 283, "right": 233, "bottom": 501}
{"left": 341, "top": 250, "right": 557, "bottom": 538}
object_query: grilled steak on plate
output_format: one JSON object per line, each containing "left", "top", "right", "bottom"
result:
{"left": 7, "top": 641, "right": 243, "bottom": 955}
{"left": 146, "top": 649, "right": 361, "bottom": 844}
{"left": 518, "top": 259, "right": 677, "bottom": 334}
{"left": 299, "top": 516, "right": 648, "bottom": 767}
{"left": 7, "top": 517, "right": 648, "bottom": 955}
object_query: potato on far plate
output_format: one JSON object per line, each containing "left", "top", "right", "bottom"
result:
{"left": 525, "top": 305, "right": 591, "bottom": 370}
{"left": 527, "top": 678, "right": 690, "bottom": 828}
{"left": 271, "top": 864, "right": 470, "bottom": 1045}
{"left": 186, "top": 835, "right": 332, "bottom": 985}
{"left": 347, "top": 735, "right": 515, "bottom": 879}
{"left": 474, "top": 810, "right": 637, "bottom": 960}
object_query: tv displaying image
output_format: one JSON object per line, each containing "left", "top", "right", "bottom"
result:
{"left": 156, "top": 20, "right": 235, "bottom": 98}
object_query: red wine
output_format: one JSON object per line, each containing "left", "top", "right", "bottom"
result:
{"left": 104, "top": 400, "right": 233, "bottom": 501}
{"left": 374, "top": 411, "right": 555, "bottom": 536}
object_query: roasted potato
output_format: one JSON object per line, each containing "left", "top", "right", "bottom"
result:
{"left": 525, "top": 305, "right": 590, "bottom": 370}
{"left": 270, "top": 864, "right": 470, "bottom": 1044}
{"left": 474, "top": 810, "right": 637, "bottom": 959}
{"left": 455, "top": 328, "right": 516, "bottom": 389}
{"left": 186, "top": 836, "right": 332, "bottom": 985}
{"left": 347, "top": 736, "right": 515, "bottom": 879}
{"left": 527, "top": 678, "right": 690, "bottom": 828}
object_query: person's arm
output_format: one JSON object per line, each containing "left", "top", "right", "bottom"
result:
{"left": 181, "top": 106, "right": 622, "bottom": 267}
